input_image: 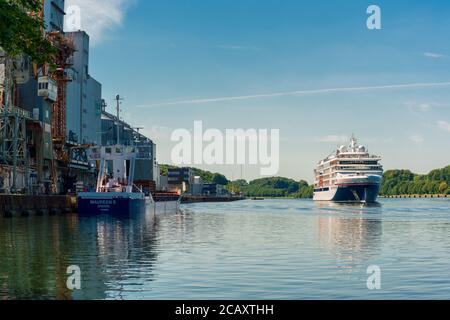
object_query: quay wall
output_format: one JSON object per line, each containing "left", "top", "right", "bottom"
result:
{"left": 181, "top": 195, "right": 245, "bottom": 204}
{"left": 380, "top": 194, "right": 449, "bottom": 199}
{"left": 0, "top": 195, "right": 77, "bottom": 217}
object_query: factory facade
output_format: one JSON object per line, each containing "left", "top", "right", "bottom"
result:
{"left": 66, "top": 31, "right": 102, "bottom": 146}
{"left": 0, "top": 0, "right": 158, "bottom": 195}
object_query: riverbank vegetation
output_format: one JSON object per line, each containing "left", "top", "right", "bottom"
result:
{"left": 161, "top": 164, "right": 450, "bottom": 198}
{"left": 231, "top": 177, "right": 314, "bottom": 198}
{"left": 380, "top": 166, "right": 450, "bottom": 196}
{"left": 160, "top": 165, "right": 313, "bottom": 198}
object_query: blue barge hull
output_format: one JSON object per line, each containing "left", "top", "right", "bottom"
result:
{"left": 77, "top": 193, "right": 147, "bottom": 216}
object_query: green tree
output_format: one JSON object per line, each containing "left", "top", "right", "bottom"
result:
{"left": 159, "top": 164, "right": 178, "bottom": 176}
{"left": 0, "top": 0, "right": 55, "bottom": 65}
{"left": 380, "top": 166, "right": 450, "bottom": 196}
{"left": 238, "top": 177, "right": 314, "bottom": 198}
{"left": 295, "top": 180, "right": 314, "bottom": 199}
{"left": 211, "top": 173, "right": 229, "bottom": 186}
{"left": 439, "top": 182, "right": 448, "bottom": 194}
{"left": 226, "top": 179, "right": 248, "bottom": 194}
{"left": 226, "top": 182, "right": 240, "bottom": 194}
{"left": 190, "top": 167, "right": 215, "bottom": 183}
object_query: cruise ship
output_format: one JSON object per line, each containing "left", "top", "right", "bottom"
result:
{"left": 313, "top": 136, "right": 383, "bottom": 203}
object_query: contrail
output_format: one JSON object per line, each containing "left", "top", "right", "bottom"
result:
{"left": 137, "top": 82, "right": 450, "bottom": 108}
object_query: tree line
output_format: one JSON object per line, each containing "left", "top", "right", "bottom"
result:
{"left": 161, "top": 164, "right": 450, "bottom": 198}
{"left": 380, "top": 166, "right": 450, "bottom": 196}
{"left": 227, "top": 177, "right": 314, "bottom": 198}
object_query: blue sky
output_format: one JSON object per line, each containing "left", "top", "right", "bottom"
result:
{"left": 70, "top": 0, "right": 450, "bottom": 182}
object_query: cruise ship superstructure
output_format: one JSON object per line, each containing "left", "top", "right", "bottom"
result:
{"left": 313, "top": 136, "right": 383, "bottom": 203}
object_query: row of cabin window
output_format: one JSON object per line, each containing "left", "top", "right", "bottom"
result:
{"left": 38, "top": 82, "right": 50, "bottom": 90}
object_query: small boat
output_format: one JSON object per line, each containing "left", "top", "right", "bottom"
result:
{"left": 252, "top": 197, "right": 265, "bottom": 201}
{"left": 78, "top": 145, "right": 152, "bottom": 216}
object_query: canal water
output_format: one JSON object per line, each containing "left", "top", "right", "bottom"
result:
{"left": 1, "top": 198, "right": 449, "bottom": 300}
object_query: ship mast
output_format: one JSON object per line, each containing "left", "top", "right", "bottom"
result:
{"left": 115, "top": 94, "right": 123, "bottom": 145}
{"left": 350, "top": 134, "right": 358, "bottom": 151}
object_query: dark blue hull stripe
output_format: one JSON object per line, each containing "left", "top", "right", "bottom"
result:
{"left": 332, "top": 184, "right": 380, "bottom": 203}
{"left": 78, "top": 197, "right": 146, "bottom": 216}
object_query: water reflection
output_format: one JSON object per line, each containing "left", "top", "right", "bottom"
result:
{"left": 0, "top": 209, "right": 166, "bottom": 300}
{"left": 315, "top": 202, "right": 383, "bottom": 268}
{"left": 74, "top": 212, "right": 161, "bottom": 299}
{"left": 2, "top": 199, "right": 450, "bottom": 299}
{"left": 0, "top": 215, "right": 80, "bottom": 299}
{"left": 315, "top": 201, "right": 383, "bottom": 214}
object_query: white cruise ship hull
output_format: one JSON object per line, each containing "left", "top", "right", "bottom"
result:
{"left": 314, "top": 175, "right": 382, "bottom": 203}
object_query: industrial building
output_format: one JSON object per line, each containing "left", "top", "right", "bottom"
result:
{"left": 43, "top": 0, "right": 65, "bottom": 32}
{"left": 190, "top": 176, "right": 204, "bottom": 195}
{"left": 1, "top": 0, "right": 68, "bottom": 194}
{"left": 167, "top": 167, "right": 194, "bottom": 193}
{"left": 203, "top": 183, "right": 228, "bottom": 197}
{"left": 66, "top": 31, "right": 102, "bottom": 146}
{"left": 101, "top": 107, "right": 159, "bottom": 194}
{"left": 1, "top": 0, "right": 158, "bottom": 195}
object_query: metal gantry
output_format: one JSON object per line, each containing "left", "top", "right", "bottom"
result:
{"left": 0, "top": 107, "right": 30, "bottom": 193}
{"left": 47, "top": 31, "right": 75, "bottom": 163}
{"left": 1, "top": 54, "right": 30, "bottom": 194}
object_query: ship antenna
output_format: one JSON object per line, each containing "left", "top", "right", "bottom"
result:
{"left": 350, "top": 134, "right": 357, "bottom": 148}
{"left": 115, "top": 94, "right": 123, "bottom": 145}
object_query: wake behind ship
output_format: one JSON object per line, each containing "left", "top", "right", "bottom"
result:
{"left": 313, "top": 136, "right": 383, "bottom": 203}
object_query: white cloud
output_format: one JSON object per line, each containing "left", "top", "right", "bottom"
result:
{"left": 405, "top": 101, "right": 434, "bottom": 117}
{"left": 315, "top": 135, "right": 349, "bottom": 143}
{"left": 417, "top": 103, "right": 432, "bottom": 112}
{"left": 409, "top": 134, "right": 424, "bottom": 143}
{"left": 139, "top": 82, "right": 450, "bottom": 108}
{"left": 437, "top": 121, "right": 450, "bottom": 133}
{"left": 423, "top": 52, "right": 446, "bottom": 59}
{"left": 65, "top": 0, "right": 132, "bottom": 45}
